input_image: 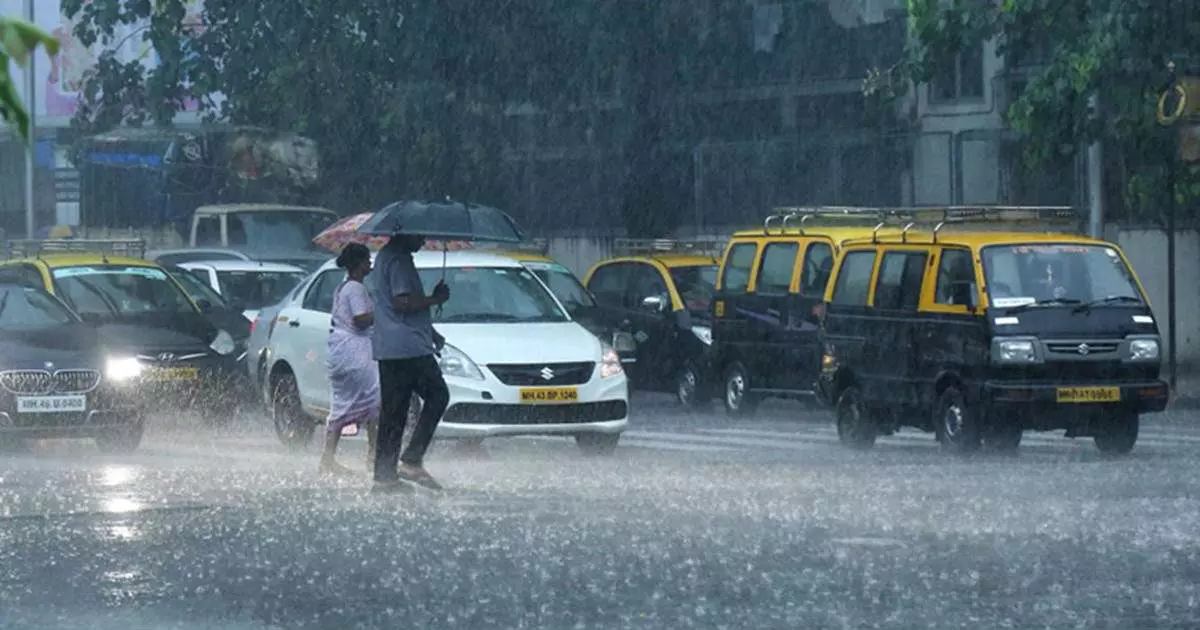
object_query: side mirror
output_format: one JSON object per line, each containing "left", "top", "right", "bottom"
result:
{"left": 641, "top": 295, "right": 666, "bottom": 313}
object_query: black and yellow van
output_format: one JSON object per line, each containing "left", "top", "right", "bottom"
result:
{"left": 583, "top": 238, "right": 722, "bottom": 405}
{"left": 817, "top": 206, "right": 1168, "bottom": 455}
{"left": 710, "top": 210, "right": 906, "bottom": 416}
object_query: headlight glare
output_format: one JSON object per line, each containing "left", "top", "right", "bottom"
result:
{"left": 994, "top": 338, "right": 1039, "bottom": 364}
{"left": 105, "top": 357, "right": 143, "bottom": 382}
{"left": 209, "top": 330, "right": 236, "bottom": 355}
{"left": 1129, "top": 339, "right": 1160, "bottom": 362}
{"left": 438, "top": 343, "right": 484, "bottom": 380}
{"left": 600, "top": 344, "right": 623, "bottom": 379}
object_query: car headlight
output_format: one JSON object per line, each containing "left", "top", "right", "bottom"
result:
{"left": 1128, "top": 338, "right": 1160, "bottom": 362}
{"left": 209, "top": 330, "right": 236, "bottom": 355}
{"left": 600, "top": 344, "right": 623, "bottom": 379}
{"left": 438, "top": 343, "right": 484, "bottom": 380}
{"left": 992, "top": 338, "right": 1040, "bottom": 364}
{"left": 105, "top": 357, "right": 143, "bottom": 382}
{"left": 691, "top": 325, "right": 713, "bottom": 346}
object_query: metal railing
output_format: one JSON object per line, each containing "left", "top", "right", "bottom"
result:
{"left": 762, "top": 205, "right": 1081, "bottom": 243}
{"left": 4, "top": 238, "right": 148, "bottom": 260}
{"left": 612, "top": 237, "right": 726, "bottom": 257}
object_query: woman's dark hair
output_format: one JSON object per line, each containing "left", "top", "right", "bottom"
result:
{"left": 336, "top": 243, "right": 371, "bottom": 270}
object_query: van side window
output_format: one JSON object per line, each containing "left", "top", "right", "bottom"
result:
{"left": 755, "top": 243, "right": 798, "bottom": 294}
{"left": 831, "top": 251, "right": 877, "bottom": 306}
{"left": 195, "top": 217, "right": 221, "bottom": 247}
{"left": 874, "top": 252, "right": 928, "bottom": 311}
{"left": 935, "top": 249, "right": 976, "bottom": 306}
{"left": 586, "top": 263, "right": 633, "bottom": 307}
{"left": 720, "top": 243, "right": 757, "bottom": 293}
{"left": 800, "top": 242, "right": 834, "bottom": 296}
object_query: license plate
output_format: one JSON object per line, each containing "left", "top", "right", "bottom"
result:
{"left": 16, "top": 395, "right": 87, "bottom": 414}
{"left": 519, "top": 387, "right": 579, "bottom": 404}
{"left": 146, "top": 367, "right": 200, "bottom": 381}
{"left": 1056, "top": 386, "right": 1121, "bottom": 403}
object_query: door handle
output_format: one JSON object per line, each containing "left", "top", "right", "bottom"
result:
{"left": 289, "top": 321, "right": 300, "bottom": 328}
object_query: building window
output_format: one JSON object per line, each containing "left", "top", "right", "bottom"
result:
{"left": 930, "top": 40, "right": 985, "bottom": 103}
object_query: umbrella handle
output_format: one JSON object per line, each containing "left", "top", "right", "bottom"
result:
{"left": 435, "top": 242, "right": 448, "bottom": 317}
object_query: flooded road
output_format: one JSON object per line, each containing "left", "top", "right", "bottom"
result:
{"left": 3, "top": 398, "right": 1200, "bottom": 629}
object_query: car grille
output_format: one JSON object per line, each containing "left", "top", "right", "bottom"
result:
{"left": 1045, "top": 341, "right": 1120, "bottom": 356}
{"left": 486, "top": 362, "right": 595, "bottom": 386}
{"left": 0, "top": 369, "right": 101, "bottom": 395}
{"left": 995, "top": 362, "right": 1157, "bottom": 383}
{"left": 442, "top": 400, "right": 628, "bottom": 425}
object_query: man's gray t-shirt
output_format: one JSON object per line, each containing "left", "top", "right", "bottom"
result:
{"left": 369, "top": 245, "right": 435, "bottom": 360}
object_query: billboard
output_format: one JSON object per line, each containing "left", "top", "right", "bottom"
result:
{"left": 2, "top": 0, "right": 214, "bottom": 128}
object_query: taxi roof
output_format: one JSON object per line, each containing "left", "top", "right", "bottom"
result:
{"left": 606, "top": 254, "right": 719, "bottom": 268}
{"left": 5, "top": 254, "right": 160, "bottom": 268}
{"left": 839, "top": 230, "right": 1109, "bottom": 250}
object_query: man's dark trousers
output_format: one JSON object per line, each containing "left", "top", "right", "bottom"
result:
{"left": 374, "top": 354, "right": 450, "bottom": 482}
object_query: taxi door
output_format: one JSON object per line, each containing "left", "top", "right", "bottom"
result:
{"left": 623, "top": 262, "right": 677, "bottom": 388}
{"left": 777, "top": 240, "right": 834, "bottom": 393}
{"left": 744, "top": 241, "right": 800, "bottom": 390}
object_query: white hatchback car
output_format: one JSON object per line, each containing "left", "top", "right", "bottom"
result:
{"left": 178, "top": 260, "right": 309, "bottom": 323}
{"left": 262, "top": 250, "right": 629, "bottom": 454}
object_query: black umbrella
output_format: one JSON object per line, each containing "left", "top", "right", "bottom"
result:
{"left": 354, "top": 199, "right": 524, "bottom": 244}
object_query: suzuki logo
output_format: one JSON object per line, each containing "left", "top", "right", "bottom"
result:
{"left": 157, "top": 353, "right": 177, "bottom": 363}
{"left": 1076, "top": 343, "right": 1091, "bottom": 356}
{"left": 539, "top": 367, "right": 555, "bottom": 381}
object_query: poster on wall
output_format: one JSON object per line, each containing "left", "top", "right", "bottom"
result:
{"left": 3, "top": 0, "right": 216, "bottom": 127}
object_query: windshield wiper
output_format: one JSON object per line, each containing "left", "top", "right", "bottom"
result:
{"left": 1004, "top": 298, "right": 1084, "bottom": 313}
{"left": 1072, "top": 295, "right": 1142, "bottom": 314}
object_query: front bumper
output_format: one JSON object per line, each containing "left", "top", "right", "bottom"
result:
{"left": 0, "top": 406, "right": 141, "bottom": 438}
{"left": 136, "top": 353, "right": 254, "bottom": 406}
{"left": 982, "top": 379, "right": 1170, "bottom": 415}
{"left": 435, "top": 370, "right": 630, "bottom": 439}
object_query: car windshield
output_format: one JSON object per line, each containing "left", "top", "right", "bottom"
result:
{"left": 524, "top": 262, "right": 596, "bottom": 311}
{"left": 981, "top": 243, "right": 1144, "bottom": 307}
{"left": 51, "top": 265, "right": 197, "bottom": 318}
{"left": 166, "top": 268, "right": 231, "bottom": 309}
{"left": 216, "top": 270, "right": 308, "bottom": 309}
{"left": 670, "top": 264, "right": 718, "bottom": 316}
{"left": 0, "top": 285, "right": 77, "bottom": 331}
{"left": 227, "top": 210, "right": 338, "bottom": 253}
{"left": 417, "top": 266, "right": 568, "bottom": 323}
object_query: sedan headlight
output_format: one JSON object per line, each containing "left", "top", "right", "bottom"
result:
{"left": 1128, "top": 338, "right": 1160, "bottom": 362}
{"left": 210, "top": 330, "right": 236, "bottom": 355}
{"left": 992, "top": 337, "right": 1040, "bottom": 364}
{"left": 105, "top": 357, "right": 143, "bottom": 382}
{"left": 600, "top": 344, "right": 623, "bottom": 379}
{"left": 438, "top": 343, "right": 484, "bottom": 381}
{"left": 691, "top": 325, "right": 713, "bottom": 346}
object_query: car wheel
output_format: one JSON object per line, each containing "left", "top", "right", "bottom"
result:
{"left": 271, "top": 372, "right": 314, "bottom": 450}
{"left": 722, "top": 362, "right": 759, "bottom": 417}
{"left": 983, "top": 421, "right": 1022, "bottom": 454}
{"left": 1094, "top": 412, "right": 1138, "bottom": 455}
{"left": 934, "top": 385, "right": 980, "bottom": 454}
{"left": 675, "top": 363, "right": 709, "bottom": 407}
{"left": 835, "top": 385, "right": 876, "bottom": 450}
{"left": 95, "top": 417, "right": 145, "bottom": 455}
{"left": 575, "top": 432, "right": 620, "bottom": 455}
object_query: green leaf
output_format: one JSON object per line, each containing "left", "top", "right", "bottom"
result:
{"left": 0, "top": 17, "right": 60, "bottom": 67}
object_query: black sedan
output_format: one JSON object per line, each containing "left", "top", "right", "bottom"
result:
{"left": 0, "top": 283, "right": 144, "bottom": 453}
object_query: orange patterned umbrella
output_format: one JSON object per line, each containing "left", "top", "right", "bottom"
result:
{"left": 313, "top": 212, "right": 474, "bottom": 253}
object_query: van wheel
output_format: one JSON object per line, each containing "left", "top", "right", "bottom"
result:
{"left": 835, "top": 386, "right": 875, "bottom": 450}
{"left": 675, "top": 363, "right": 709, "bottom": 407}
{"left": 271, "top": 372, "right": 314, "bottom": 450}
{"left": 1094, "top": 412, "right": 1138, "bottom": 455}
{"left": 983, "top": 421, "right": 1023, "bottom": 453}
{"left": 934, "top": 386, "right": 980, "bottom": 454}
{"left": 722, "top": 362, "right": 759, "bottom": 417}
{"left": 96, "top": 417, "right": 145, "bottom": 454}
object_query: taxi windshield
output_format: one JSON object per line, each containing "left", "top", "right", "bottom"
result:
{"left": 51, "top": 265, "right": 197, "bottom": 318}
{"left": 417, "top": 266, "right": 568, "bottom": 323}
{"left": 526, "top": 264, "right": 596, "bottom": 311}
{"left": 0, "top": 285, "right": 77, "bottom": 331}
{"left": 980, "top": 244, "right": 1144, "bottom": 308}
{"left": 670, "top": 264, "right": 718, "bottom": 316}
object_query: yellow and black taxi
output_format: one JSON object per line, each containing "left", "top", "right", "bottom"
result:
{"left": 710, "top": 209, "right": 906, "bottom": 416}
{"left": 0, "top": 281, "right": 144, "bottom": 453}
{"left": 583, "top": 238, "right": 721, "bottom": 405}
{"left": 0, "top": 239, "right": 253, "bottom": 422}
{"left": 817, "top": 207, "right": 1168, "bottom": 455}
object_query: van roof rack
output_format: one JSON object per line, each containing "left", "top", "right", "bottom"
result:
{"left": 612, "top": 237, "right": 725, "bottom": 257}
{"left": 764, "top": 205, "right": 1080, "bottom": 243}
{"left": 4, "top": 238, "right": 148, "bottom": 261}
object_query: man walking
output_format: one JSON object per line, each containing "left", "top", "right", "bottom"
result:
{"left": 369, "top": 233, "right": 451, "bottom": 492}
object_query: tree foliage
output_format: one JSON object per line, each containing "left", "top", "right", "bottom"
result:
{"left": 887, "top": 0, "right": 1200, "bottom": 220}
{"left": 0, "top": 16, "right": 59, "bottom": 140}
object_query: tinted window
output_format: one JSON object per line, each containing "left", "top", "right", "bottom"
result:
{"left": 756, "top": 243, "right": 798, "bottom": 294}
{"left": 721, "top": 243, "right": 757, "bottom": 292}
{"left": 669, "top": 265, "right": 718, "bottom": 316}
{"left": 0, "top": 264, "right": 43, "bottom": 289}
{"left": 831, "top": 251, "right": 877, "bottom": 306}
{"left": 217, "top": 270, "right": 309, "bottom": 310}
{"left": 587, "top": 263, "right": 632, "bottom": 307}
{"left": 303, "top": 270, "right": 343, "bottom": 313}
{"left": 0, "top": 286, "right": 76, "bottom": 331}
{"left": 935, "top": 249, "right": 976, "bottom": 306}
{"left": 195, "top": 217, "right": 222, "bottom": 247}
{"left": 874, "top": 252, "right": 928, "bottom": 311}
{"left": 629, "top": 264, "right": 668, "bottom": 303}
{"left": 417, "top": 266, "right": 567, "bottom": 323}
{"left": 800, "top": 242, "right": 834, "bottom": 296}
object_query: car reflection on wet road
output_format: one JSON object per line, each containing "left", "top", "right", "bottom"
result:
{"left": 3, "top": 397, "right": 1200, "bottom": 629}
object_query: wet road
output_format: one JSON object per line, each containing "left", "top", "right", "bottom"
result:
{"left": 3, "top": 397, "right": 1200, "bottom": 629}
